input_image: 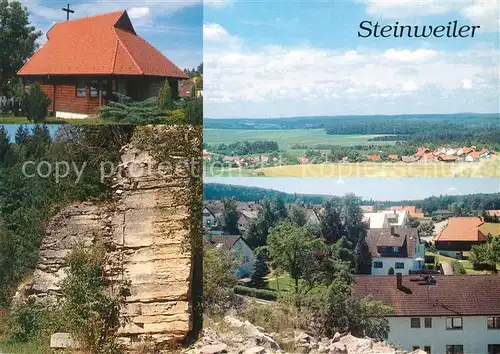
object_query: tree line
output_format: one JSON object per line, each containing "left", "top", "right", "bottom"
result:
{"left": 204, "top": 183, "right": 500, "bottom": 215}
{"left": 205, "top": 140, "right": 280, "bottom": 156}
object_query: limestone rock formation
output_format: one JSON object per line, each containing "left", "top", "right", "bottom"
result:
{"left": 184, "top": 316, "right": 426, "bottom": 354}
{"left": 20, "top": 125, "right": 202, "bottom": 350}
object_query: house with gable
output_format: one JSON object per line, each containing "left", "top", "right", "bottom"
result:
{"left": 305, "top": 208, "right": 321, "bottom": 226}
{"left": 363, "top": 212, "right": 390, "bottom": 229}
{"left": 434, "top": 217, "right": 487, "bottom": 258}
{"left": 203, "top": 206, "right": 217, "bottom": 228}
{"left": 354, "top": 274, "right": 500, "bottom": 354}
{"left": 367, "top": 227, "right": 424, "bottom": 275}
{"left": 18, "top": 10, "right": 187, "bottom": 119}
{"left": 210, "top": 235, "right": 256, "bottom": 278}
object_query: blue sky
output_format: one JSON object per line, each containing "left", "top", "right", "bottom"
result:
{"left": 205, "top": 177, "right": 500, "bottom": 201}
{"left": 204, "top": 0, "right": 500, "bottom": 118}
{"left": 21, "top": 0, "right": 202, "bottom": 70}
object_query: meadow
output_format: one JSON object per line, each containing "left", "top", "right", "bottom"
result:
{"left": 205, "top": 159, "right": 499, "bottom": 178}
{"left": 204, "top": 128, "right": 394, "bottom": 151}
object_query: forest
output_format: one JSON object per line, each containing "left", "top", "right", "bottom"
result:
{"left": 204, "top": 113, "right": 498, "bottom": 130}
{"left": 0, "top": 125, "right": 134, "bottom": 307}
{"left": 204, "top": 183, "right": 500, "bottom": 215}
{"left": 205, "top": 140, "right": 279, "bottom": 156}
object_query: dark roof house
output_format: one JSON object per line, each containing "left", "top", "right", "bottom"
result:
{"left": 367, "top": 227, "right": 419, "bottom": 258}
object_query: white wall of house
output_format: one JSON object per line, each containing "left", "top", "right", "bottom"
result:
{"left": 372, "top": 257, "right": 419, "bottom": 275}
{"left": 203, "top": 207, "right": 215, "bottom": 227}
{"left": 232, "top": 238, "right": 256, "bottom": 278}
{"left": 372, "top": 242, "right": 424, "bottom": 275}
{"left": 387, "top": 316, "right": 500, "bottom": 353}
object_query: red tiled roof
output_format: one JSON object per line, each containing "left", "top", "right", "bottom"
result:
{"left": 354, "top": 275, "right": 500, "bottom": 316}
{"left": 388, "top": 154, "right": 399, "bottom": 160}
{"left": 434, "top": 217, "right": 486, "bottom": 242}
{"left": 486, "top": 210, "right": 500, "bottom": 217}
{"left": 18, "top": 11, "right": 187, "bottom": 78}
{"left": 438, "top": 155, "right": 456, "bottom": 162}
{"left": 367, "top": 154, "right": 381, "bottom": 161}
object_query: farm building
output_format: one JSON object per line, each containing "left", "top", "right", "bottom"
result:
{"left": 18, "top": 10, "right": 187, "bottom": 119}
{"left": 434, "top": 217, "right": 487, "bottom": 258}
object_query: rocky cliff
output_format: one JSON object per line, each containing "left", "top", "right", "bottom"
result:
{"left": 21, "top": 125, "right": 202, "bottom": 350}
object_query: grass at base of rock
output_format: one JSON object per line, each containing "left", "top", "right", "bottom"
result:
{"left": 0, "top": 338, "right": 46, "bottom": 354}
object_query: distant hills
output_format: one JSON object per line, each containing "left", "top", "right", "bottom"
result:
{"left": 204, "top": 183, "right": 500, "bottom": 214}
{"left": 204, "top": 113, "right": 499, "bottom": 130}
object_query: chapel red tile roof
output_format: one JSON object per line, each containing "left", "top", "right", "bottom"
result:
{"left": 434, "top": 217, "right": 486, "bottom": 242}
{"left": 354, "top": 275, "right": 500, "bottom": 316}
{"left": 18, "top": 11, "right": 187, "bottom": 78}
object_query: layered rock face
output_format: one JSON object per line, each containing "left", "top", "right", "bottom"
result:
{"left": 24, "top": 125, "right": 202, "bottom": 349}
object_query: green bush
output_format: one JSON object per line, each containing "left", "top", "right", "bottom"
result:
{"left": 204, "top": 245, "right": 239, "bottom": 315}
{"left": 158, "top": 80, "right": 173, "bottom": 110}
{"left": 185, "top": 98, "right": 202, "bottom": 125}
{"left": 22, "top": 83, "right": 51, "bottom": 123}
{"left": 233, "top": 285, "right": 278, "bottom": 301}
{"left": 7, "top": 299, "right": 60, "bottom": 343}
{"left": 451, "top": 260, "right": 466, "bottom": 275}
{"left": 59, "top": 242, "right": 128, "bottom": 353}
{"left": 99, "top": 99, "right": 167, "bottom": 124}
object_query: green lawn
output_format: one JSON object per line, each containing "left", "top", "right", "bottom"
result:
{"left": 265, "top": 270, "right": 296, "bottom": 293}
{"left": 204, "top": 129, "right": 395, "bottom": 151}
{"left": 426, "top": 252, "right": 498, "bottom": 275}
{"left": 0, "top": 116, "right": 119, "bottom": 125}
{"left": 481, "top": 223, "right": 500, "bottom": 237}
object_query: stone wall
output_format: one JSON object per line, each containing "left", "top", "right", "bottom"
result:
{"left": 22, "top": 125, "right": 202, "bottom": 350}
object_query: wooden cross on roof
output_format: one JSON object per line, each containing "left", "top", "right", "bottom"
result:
{"left": 62, "top": 3, "right": 74, "bottom": 21}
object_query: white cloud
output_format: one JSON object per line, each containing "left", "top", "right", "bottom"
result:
{"left": 363, "top": 0, "right": 456, "bottom": 18}
{"left": 204, "top": 0, "right": 233, "bottom": 7}
{"left": 383, "top": 49, "right": 438, "bottom": 62}
{"left": 402, "top": 80, "right": 419, "bottom": 92}
{"left": 462, "top": 79, "right": 473, "bottom": 89}
{"left": 361, "top": 0, "right": 499, "bottom": 32}
{"left": 203, "top": 23, "right": 231, "bottom": 42}
{"left": 128, "top": 7, "right": 150, "bottom": 20}
{"left": 205, "top": 26, "right": 499, "bottom": 117}
{"left": 461, "top": 0, "right": 500, "bottom": 31}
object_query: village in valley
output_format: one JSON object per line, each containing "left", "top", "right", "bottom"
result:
{"left": 203, "top": 180, "right": 500, "bottom": 353}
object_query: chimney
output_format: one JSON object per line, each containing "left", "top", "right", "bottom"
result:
{"left": 396, "top": 272, "right": 403, "bottom": 290}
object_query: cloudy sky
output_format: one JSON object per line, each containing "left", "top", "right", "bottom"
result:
{"left": 205, "top": 177, "right": 500, "bottom": 201}
{"left": 20, "top": 0, "right": 202, "bottom": 70}
{"left": 204, "top": 0, "right": 500, "bottom": 118}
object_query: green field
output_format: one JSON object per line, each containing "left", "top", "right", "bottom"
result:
{"left": 255, "top": 159, "right": 499, "bottom": 178}
{"left": 204, "top": 129, "right": 394, "bottom": 150}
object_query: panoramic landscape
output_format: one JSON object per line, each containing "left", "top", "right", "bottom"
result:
{"left": 204, "top": 114, "right": 499, "bottom": 177}
{"left": 202, "top": 178, "right": 500, "bottom": 353}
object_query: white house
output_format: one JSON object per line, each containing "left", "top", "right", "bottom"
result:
{"left": 211, "top": 235, "right": 256, "bottom": 278}
{"left": 367, "top": 227, "right": 424, "bottom": 275}
{"left": 305, "top": 208, "right": 321, "bottom": 226}
{"left": 203, "top": 207, "right": 217, "bottom": 228}
{"left": 383, "top": 210, "right": 409, "bottom": 227}
{"left": 354, "top": 274, "right": 500, "bottom": 354}
{"left": 363, "top": 212, "right": 390, "bottom": 229}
